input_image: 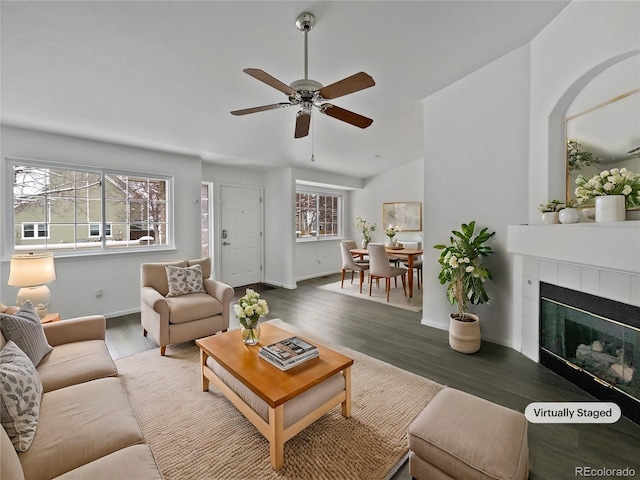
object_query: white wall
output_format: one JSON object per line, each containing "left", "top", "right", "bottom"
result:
{"left": 421, "top": 45, "right": 532, "bottom": 348}
{"left": 528, "top": 0, "right": 640, "bottom": 224}
{"left": 349, "top": 158, "right": 424, "bottom": 245}
{"left": 264, "top": 167, "right": 295, "bottom": 289}
{"left": 0, "top": 126, "right": 203, "bottom": 318}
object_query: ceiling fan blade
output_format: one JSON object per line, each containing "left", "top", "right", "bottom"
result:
{"left": 243, "top": 68, "right": 298, "bottom": 97}
{"left": 294, "top": 112, "right": 311, "bottom": 138}
{"left": 318, "top": 72, "right": 375, "bottom": 100}
{"left": 230, "top": 103, "right": 291, "bottom": 116}
{"left": 320, "top": 104, "right": 373, "bottom": 129}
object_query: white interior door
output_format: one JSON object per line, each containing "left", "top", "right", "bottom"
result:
{"left": 220, "top": 185, "right": 262, "bottom": 287}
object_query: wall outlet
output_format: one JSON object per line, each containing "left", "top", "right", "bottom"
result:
{"left": 96, "top": 289, "right": 103, "bottom": 298}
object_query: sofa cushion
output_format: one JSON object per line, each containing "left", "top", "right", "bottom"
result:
{"left": 166, "top": 293, "right": 223, "bottom": 324}
{"left": 0, "top": 341, "right": 43, "bottom": 452}
{"left": 54, "top": 445, "right": 162, "bottom": 480}
{"left": 165, "top": 264, "right": 206, "bottom": 297}
{"left": 0, "top": 301, "right": 53, "bottom": 367}
{"left": 1, "top": 426, "right": 25, "bottom": 480}
{"left": 18, "top": 377, "right": 145, "bottom": 480}
{"left": 37, "top": 339, "right": 118, "bottom": 392}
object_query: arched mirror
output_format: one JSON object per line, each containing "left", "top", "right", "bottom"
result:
{"left": 565, "top": 56, "right": 640, "bottom": 210}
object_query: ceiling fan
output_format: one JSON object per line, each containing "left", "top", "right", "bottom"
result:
{"left": 230, "top": 12, "right": 375, "bottom": 139}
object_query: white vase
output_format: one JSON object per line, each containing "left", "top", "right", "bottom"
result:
{"left": 386, "top": 238, "right": 396, "bottom": 247}
{"left": 559, "top": 208, "right": 579, "bottom": 224}
{"left": 595, "top": 195, "right": 626, "bottom": 223}
{"left": 541, "top": 212, "right": 560, "bottom": 224}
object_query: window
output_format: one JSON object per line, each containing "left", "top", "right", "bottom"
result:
{"left": 10, "top": 161, "right": 171, "bottom": 254}
{"left": 295, "top": 190, "right": 342, "bottom": 240}
{"left": 88, "top": 223, "right": 112, "bottom": 238}
{"left": 22, "top": 223, "right": 49, "bottom": 239}
{"left": 201, "top": 182, "right": 212, "bottom": 258}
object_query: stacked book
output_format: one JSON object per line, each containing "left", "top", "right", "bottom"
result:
{"left": 259, "top": 336, "right": 319, "bottom": 371}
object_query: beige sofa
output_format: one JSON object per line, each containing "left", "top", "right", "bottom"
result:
{"left": 1, "top": 315, "right": 163, "bottom": 480}
{"left": 140, "top": 257, "right": 234, "bottom": 355}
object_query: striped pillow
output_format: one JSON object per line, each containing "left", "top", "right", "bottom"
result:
{"left": 0, "top": 301, "right": 53, "bottom": 367}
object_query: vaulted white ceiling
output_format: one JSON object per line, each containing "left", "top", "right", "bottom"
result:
{"left": 1, "top": 1, "right": 568, "bottom": 179}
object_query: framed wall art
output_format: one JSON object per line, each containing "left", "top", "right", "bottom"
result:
{"left": 382, "top": 202, "right": 422, "bottom": 231}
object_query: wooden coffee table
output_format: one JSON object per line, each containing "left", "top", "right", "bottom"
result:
{"left": 196, "top": 322, "right": 353, "bottom": 471}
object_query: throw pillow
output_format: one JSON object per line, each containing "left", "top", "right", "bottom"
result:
{"left": 0, "top": 340, "right": 43, "bottom": 452}
{"left": 165, "top": 264, "right": 206, "bottom": 298}
{"left": 0, "top": 301, "right": 53, "bottom": 367}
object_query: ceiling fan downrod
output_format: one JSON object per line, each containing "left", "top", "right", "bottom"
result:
{"left": 296, "top": 13, "right": 315, "bottom": 81}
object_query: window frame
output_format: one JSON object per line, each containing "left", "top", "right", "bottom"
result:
{"left": 295, "top": 188, "right": 343, "bottom": 242}
{"left": 5, "top": 157, "right": 174, "bottom": 258}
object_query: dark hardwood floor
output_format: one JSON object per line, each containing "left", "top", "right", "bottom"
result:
{"left": 106, "top": 274, "right": 640, "bottom": 480}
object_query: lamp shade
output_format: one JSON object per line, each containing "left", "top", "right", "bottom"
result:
{"left": 8, "top": 253, "right": 56, "bottom": 287}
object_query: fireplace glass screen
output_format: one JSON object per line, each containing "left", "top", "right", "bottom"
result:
{"left": 541, "top": 298, "right": 639, "bottom": 404}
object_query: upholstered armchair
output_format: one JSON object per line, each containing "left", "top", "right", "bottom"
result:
{"left": 140, "top": 257, "right": 234, "bottom": 355}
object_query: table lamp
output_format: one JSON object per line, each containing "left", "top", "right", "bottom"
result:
{"left": 8, "top": 252, "right": 57, "bottom": 319}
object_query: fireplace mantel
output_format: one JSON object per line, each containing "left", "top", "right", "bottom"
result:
{"left": 507, "top": 220, "right": 640, "bottom": 363}
{"left": 507, "top": 221, "right": 640, "bottom": 274}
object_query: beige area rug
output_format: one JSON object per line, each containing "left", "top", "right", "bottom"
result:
{"left": 318, "top": 278, "right": 423, "bottom": 312}
{"left": 115, "top": 319, "right": 443, "bottom": 480}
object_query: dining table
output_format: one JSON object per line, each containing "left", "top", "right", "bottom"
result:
{"left": 350, "top": 246, "right": 423, "bottom": 299}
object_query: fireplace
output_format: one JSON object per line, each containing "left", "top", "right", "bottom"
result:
{"left": 539, "top": 282, "right": 640, "bottom": 424}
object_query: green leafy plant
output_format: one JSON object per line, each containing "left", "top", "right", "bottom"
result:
{"left": 538, "top": 199, "right": 564, "bottom": 213}
{"left": 567, "top": 140, "right": 599, "bottom": 172}
{"left": 434, "top": 221, "right": 495, "bottom": 319}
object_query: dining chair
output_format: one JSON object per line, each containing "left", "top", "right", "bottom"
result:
{"left": 341, "top": 239, "right": 368, "bottom": 265}
{"left": 367, "top": 243, "right": 407, "bottom": 302}
{"left": 401, "top": 242, "right": 423, "bottom": 290}
{"left": 340, "top": 242, "right": 370, "bottom": 293}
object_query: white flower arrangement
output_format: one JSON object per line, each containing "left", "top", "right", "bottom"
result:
{"left": 234, "top": 288, "right": 269, "bottom": 329}
{"left": 538, "top": 199, "right": 564, "bottom": 213}
{"left": 384, "top": 224, "right": 400, "bottom": 238}
{"left": 355, "top": 216, "right": 376, "bottom": 245}
{"left": 574, "top": 168, "right": 640, "bottom": 208}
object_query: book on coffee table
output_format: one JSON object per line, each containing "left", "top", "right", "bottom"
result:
{"left": 259, "top": 336, "right": 319, "bottom": 370}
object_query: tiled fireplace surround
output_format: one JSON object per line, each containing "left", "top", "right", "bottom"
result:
{"left": 507, "top": 220, "right": 640, "bottom": 363}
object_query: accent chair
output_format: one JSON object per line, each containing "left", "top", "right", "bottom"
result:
{"left": 140, "top": 257, "right": 234, "bottom": 355}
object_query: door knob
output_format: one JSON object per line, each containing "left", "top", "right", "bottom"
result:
{"left": 223, "top": 241, "right": 231, "bottom": 246}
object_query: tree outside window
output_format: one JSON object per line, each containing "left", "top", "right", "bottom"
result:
{"left": 295, "top": 191, "right": 341, "bottom": 239}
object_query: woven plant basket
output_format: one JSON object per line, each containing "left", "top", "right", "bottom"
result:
{"left": 448, "top": 313, "right": 481, "bottom": 354}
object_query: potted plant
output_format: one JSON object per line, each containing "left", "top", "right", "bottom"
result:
{"left": 434, "top": 221, "right": 495, "bottom": 354}
{"left": 574, "top": 168, "right": 640, "bottom": 222}
{"left": 538, "top": 199, "right": 564, "bottom": 224}
{"left": 355, "top": 216, "right": 377, "bottom": 248}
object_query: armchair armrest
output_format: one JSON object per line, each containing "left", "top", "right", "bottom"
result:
{"left": 43, "top": 315, "right": 106, "bottom": 347}
{"left": 140, "top": 286, "right": 170, "bottom": 317}
{"left": 203, "top": 278, "right": 234, "bottom": 322}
